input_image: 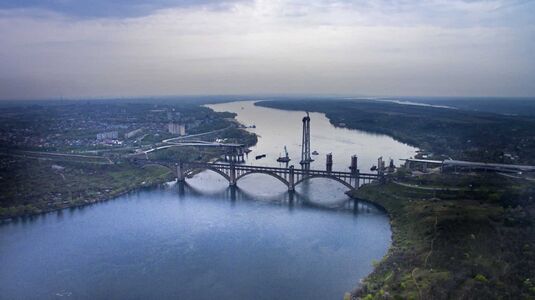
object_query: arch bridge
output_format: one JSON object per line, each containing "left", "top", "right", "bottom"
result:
{"left": 148, "top": 161, "right": 381, "bottom": 191}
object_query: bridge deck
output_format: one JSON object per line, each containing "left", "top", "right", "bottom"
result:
{"left": 188, "top": 162, "right": 379, "bottom": 179}
{"left": 136, "top": 159, "right": 381, "bottom": 191}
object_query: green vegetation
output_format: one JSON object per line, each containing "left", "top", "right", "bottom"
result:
{"left": 218, "top": 127, "right": 258, "bottom": 146}
{"left": 0, "top": 155, "right": 174, "bottom": 220}
{"left": 140, "top": 133, "right": 173, "bottom": 144}
{"left": 350, "top": 172, "right": 535, "bottom": 299}
{"left": 149, "top": 146, "right": 220, "bottom": 162}
{"left": 257, "top": 100, "right": 535, "bottom": 164}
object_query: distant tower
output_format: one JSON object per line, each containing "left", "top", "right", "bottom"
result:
{"left": 300, "top": 112, "right": 313, "bottom": 165}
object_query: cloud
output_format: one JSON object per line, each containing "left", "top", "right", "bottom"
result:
{"left": 0, "top": 0, "right": 534, "bottom": 99}
{"left": 0, "top": 0, "right": 249, "bottom": 19}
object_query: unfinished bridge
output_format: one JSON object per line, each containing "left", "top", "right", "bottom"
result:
{"left": 138, "top": 156, "right": 380, "bottom": 191}
{"left": 135, "top": 112, "right": 382, "bottom": 191}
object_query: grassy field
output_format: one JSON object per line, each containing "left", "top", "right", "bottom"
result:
{"left": 350, "top": 172, "right": 535, "bottom": 299}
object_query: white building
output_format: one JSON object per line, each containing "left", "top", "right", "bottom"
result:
{"left": 168, "top": 123, "right": 186, "bottom": 136}
{"left": 96, "top": 131, "right": 118, "bottom": 140}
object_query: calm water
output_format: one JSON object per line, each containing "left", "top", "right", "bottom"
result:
{"left": 208, "top": 101, "right": 417, "bottom": 205}
{"left": 0, "top": 101, "right": 417, "bottom": 299}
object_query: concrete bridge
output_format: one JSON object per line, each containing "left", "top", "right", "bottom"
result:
{"left": 139, "top": 159, "right": 380, "bottom": 191}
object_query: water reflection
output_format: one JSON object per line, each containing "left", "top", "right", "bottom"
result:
{"left": 177, "top": 178, "right": 383, "bottom": 216}
{"left": 3, "top": 180, "right": 383, "bottom": 231}
{"left": 0, "top": 180, "right": 391, "bottom": 300}
{"left": 184, "top": 168, "right": 361, "bottom": 208}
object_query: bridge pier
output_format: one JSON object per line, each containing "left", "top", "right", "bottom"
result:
{"left": 176, "top": 162, "right": 185, "bottom": 182}
{"left": 238, "top": 148, "right": 245, "bottom": 162}
{"left": 177, "top": 181, "right": 185, "bottom": 198}
{"left": 288, "top": 165, "right": 295, "bottom": 192}
{"left": 350, "top": 155, "right": 359, "bottom": 189}
{"left": 326, "top": 153, "right": 333, "bottom": 173}
{"left": 229, "top": 163, "right": 236, "bottom": 186}
{"left": 224, "top": 151, "right": 245, "bottom": 163}
{"left": 377, "top": 157, "right": 387, "bottom": 183}
{"left": 229, "top": 185, "right": 237, "bottom": 201}
{"left": 354, "top": 171, "right": 360, "bottom": 189}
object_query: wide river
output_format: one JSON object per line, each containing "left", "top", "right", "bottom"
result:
{"left": 0, "top": 101, "right": 417, "bottom": 299}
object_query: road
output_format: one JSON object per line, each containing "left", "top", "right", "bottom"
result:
{"left": 162, "top": 124, "right": 234, "bottom": 143}
{"left": 1, "top": 150, "right": 113, "bottom": 164}
{"left": 3, "top": 124, "right": 241, "bottom": 164}
{"left": 142, "top": 124, "right": 243, "bottom": 155}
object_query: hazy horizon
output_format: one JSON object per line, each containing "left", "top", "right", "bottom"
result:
{"left": 1, "top": 0, "right": 534, "bottom": 100}
{"left": 1, "top": 94, "right": 535, "bottom": 102}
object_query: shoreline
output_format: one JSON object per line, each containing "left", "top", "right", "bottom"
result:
{"left": 344, "top": 189, "right": 394, "bottom": 299}
{"left": 0, "top": 171, "right": 173, "bottom": 225}
{"left": 347, "top": 174, "right": 535, "bottom": 299}
{"left": 0, "top": 154, "right": 237, "bottom": 224}
{"left": 346, "top": 186, "right": 398, "bottom": 299}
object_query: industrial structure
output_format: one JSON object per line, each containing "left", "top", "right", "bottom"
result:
{"left": 300, "top": 112, "right": 313, "bottom": 166}
{"left": 403, "top": 158, "right": 535, "bottom": 174}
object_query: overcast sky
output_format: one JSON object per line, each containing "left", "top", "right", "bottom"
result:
{"left": 0, "top": 0, "right": 534, "bottom": 100}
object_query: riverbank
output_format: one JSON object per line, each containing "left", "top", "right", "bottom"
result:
{"left": 0, "top": 155, "right": 176, "bottom": 222}
{"left": 0, "top": 141, "right": 257, "bottom": 222}
{"left": 349, "top": 172, "right": 535, "bottom": 299}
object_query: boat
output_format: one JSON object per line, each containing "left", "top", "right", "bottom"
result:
{"left": 312, "top": 150, "right": 319, "bottom": 155}
{"left": 277, "top": 146, "right": 291, "bottom": 163}
{"left": 255, "top": 154, "right": 266, "bottom": 160}
{"left": 370, "top": 165, "right": 377, "bottom": 171}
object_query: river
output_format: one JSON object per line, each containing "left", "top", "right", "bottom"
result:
{"left": 207, "top": 101, "right": 417, "bottom": 205}
{"left": 0, "top": 101, "right": 417, "bottom": 299}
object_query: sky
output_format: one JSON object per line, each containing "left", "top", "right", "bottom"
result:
{"left": 0, "top": 0, "right": 534, "bottom": 100}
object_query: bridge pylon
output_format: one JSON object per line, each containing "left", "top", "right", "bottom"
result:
{"left": 349, "top": 155, "right": 360, "bottom": 188}
{"left": 326, "top": 153, "right": 333, "bottom": 173}
{"left": 300, "top": 112, "right": 313, "bottom": 166}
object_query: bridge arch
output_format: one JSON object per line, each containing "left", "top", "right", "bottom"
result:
{"left": 184, "top": 166, "right": 231, "bottom": 182}
{"left": 235, "top": 171, "right": 290, "bottom": 188}
{"left": 294, "top": 175, "right": 354, "bottom": 190}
